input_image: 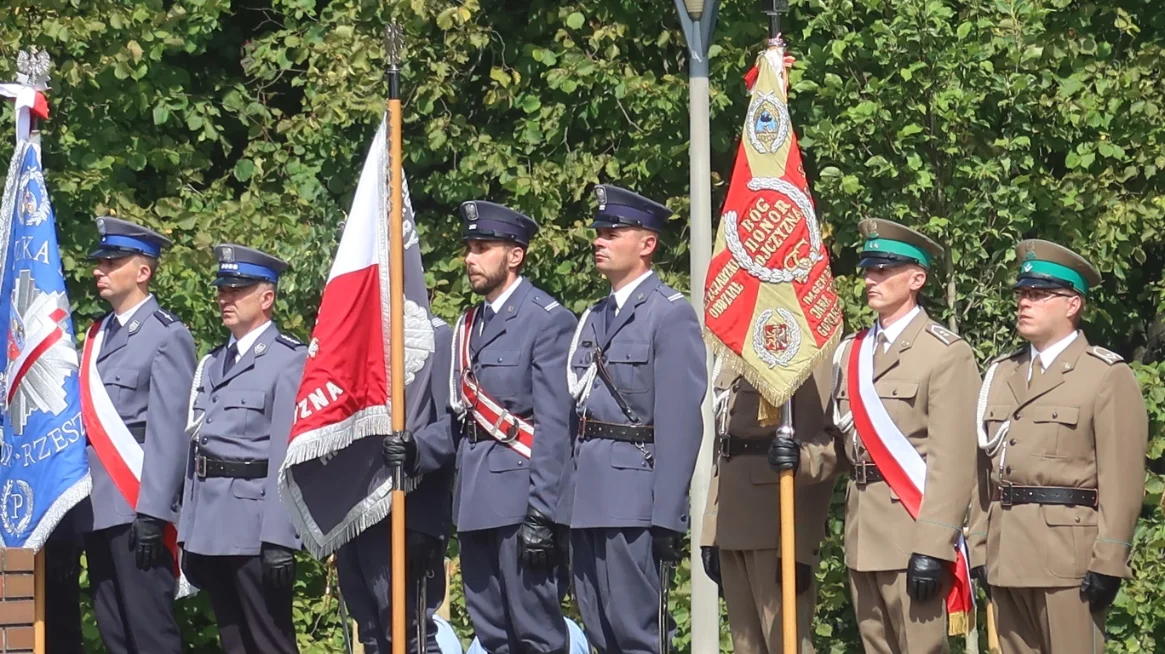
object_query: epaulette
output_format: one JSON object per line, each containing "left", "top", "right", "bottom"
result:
{"left": 1087, "top": 345, "right": 1123, "bottom": 366}
{"left": 530, "top": 293, "right": 561, "bottom": 312}
{"left": 656, "top": 285, "right": 685, "bottom": 302}
{"left": 989, "top": 348, "right": 1024, "bottom": 364}
{"left": 153, "top": 309, "right": 178, "bottom": 326}
{"left": 925, "top": 323, "right": 962, "bottom": 346}
{"left": 277, "top": 333, "right": 305, "bottom": 349}
{"left": 430, "top": 316, "right": 447, "bottom": 329}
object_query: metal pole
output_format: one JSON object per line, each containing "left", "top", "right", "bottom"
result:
{"left": 384, "top": 23, "right": 408, "bottom": 654}
{"left": 674, "top": 2, "right": 721, "bottom": 652}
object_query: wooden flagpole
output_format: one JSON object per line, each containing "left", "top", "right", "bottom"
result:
{"left": 384, "top": 23, "right": 408, "bottom": 654}
{"left": 34, "top": 548, "right": 45, "bottom": 654}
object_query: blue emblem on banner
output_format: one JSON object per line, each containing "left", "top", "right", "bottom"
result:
{"left": 0, "top": 139, "right": 89, "bottom": 549}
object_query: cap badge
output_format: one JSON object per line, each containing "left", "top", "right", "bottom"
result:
{"left": 867, "top": 221, "right": 879, "bottom": 239}
{"left": 221, "top": 246, "right": 234, "bottom": 263}
{"left": 594, "top": 186, "right": 607, "bottom": 210}
{"left": 1023, "top": 244, "right": 1037, "bottom": 261}
{"left": 96, "top": 218, "right": 106, "bottom": 235}
{"left": 464, "top": 202, "right": 479, "bottom": 221}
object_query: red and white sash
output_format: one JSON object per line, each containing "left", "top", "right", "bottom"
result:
{"left": 846, "top": 328, "right": 974, "bottom": 633}
{"left": 80, "top": 319, "right": 188, "bottom": 593}
{"left": 454, "top": 306, "right": 534, "bottom": 458}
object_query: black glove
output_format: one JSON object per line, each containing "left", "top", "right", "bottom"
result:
{"left": 128, "top": 515, "right": 167, "bottom": 571}
{"left": 651, "top": 527, "right": 684, "bottom": 563}
{"left": 906, "top": 553, "right": 947, "bottom": 602}
{"left": 406, "top": 529, "right": 442, "bottom": 581}
{"left": 381, "top": 430, "right": 417, "bottom": 474}
{"left": 700, "top": 546, "right": 722, "bottom": 585}
{"left": 517, "top": 508, "right": 556, "bottom": 570}
{"left": 261, "top": 543, "right": 297, "bottom": 592}
{"left": 775, "top": 559, "right": 813, "bottom": 595}
{"left": 971, "top": 565, "right": 991, "bottom": 599}
{"left": 768, "top": 437, "right": 801, "bottom": 474}
{"left": 1080, "top": 571, "right": 1121, "bottom": 613}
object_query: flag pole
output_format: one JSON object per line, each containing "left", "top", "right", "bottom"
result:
{"left": 384, "top": 24, "right": 408, "bottom": 654}
{"left": 759, "top": 3, "right": 799, "bottom": 652}
{"left": 34, "top": 548, "right": 45, "bottom": 654}
{"left": 672, "top": 2, "right": 722, "bottom": 650}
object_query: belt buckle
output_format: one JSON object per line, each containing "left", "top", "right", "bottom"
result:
{"left": 717, "top": 437, "right": 732, "bottom": 461}
{"left": 854, "top": 462, "right": 868, "bottom": 486}
{"left": 998, "top": 481, "right": 1014, "bottom": 507}
{"left": 195, "top": 454, "right": 208, "bottom": 479}
{"left": 493, "top": 412, "right": 518, "bottom": 444}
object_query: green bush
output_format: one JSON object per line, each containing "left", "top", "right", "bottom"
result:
{"left": 2, "top": 0, "right": 1162, "bottom": 651}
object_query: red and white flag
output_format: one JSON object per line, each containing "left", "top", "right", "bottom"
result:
{"left": 278, "top": 115, "right": 438, "bottom": 557}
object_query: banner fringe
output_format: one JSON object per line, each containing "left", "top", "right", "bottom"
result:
{"left": 278, "top": 405, "right": 420, "bottom": 559}
{"left": 17, "top": 472, "right": 91, "bottom": 552}
{"left": 703, "top": 328, "right": 841, "bottom": 412}
{"left": 948, "top": 608, "right": 973, "bottom": 636}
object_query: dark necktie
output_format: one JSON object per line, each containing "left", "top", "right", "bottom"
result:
{"left": 105, "top": 317, "right": 122, "bottom": 340}
{"left": 223, "top": 343, "right": 239, "bottom": 376}
{"left": 479, "top": 306, "right": 496, "bottom": 335}
{"left": 603, "top": 297, "right": 618, "bottom": 333}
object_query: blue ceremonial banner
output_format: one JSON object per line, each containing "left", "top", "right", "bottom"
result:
{"left": 0, "top": 138, "right": 89, "bottom": 549}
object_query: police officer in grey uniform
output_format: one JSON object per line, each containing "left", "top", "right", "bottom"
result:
{"left": 80, "top": 217, "right": 195, "bottom": 654}
{"left": 340, "top": 315, "right": 454, "bottom": 654}
{"left": 178, "top": 244, "right": 306, "bottom": 654}
{"left": 564, "top": 185, "right": 708, "bottom": 654}
{"left": 387, "top": 201, "right": 577, "bottom": 654}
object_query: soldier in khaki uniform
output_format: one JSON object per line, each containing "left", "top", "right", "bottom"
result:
{"left": 699, "top": 360, "right": 834, "bottom": 653}
{"left": 771, "top": 220, "right": 981, "bottom": 653}
{"left": 967, "top": 240, "right": 1147, "bottom": 653}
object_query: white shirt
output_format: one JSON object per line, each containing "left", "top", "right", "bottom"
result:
{"left": 1029, "top": 331, "right": 1078, "bottom": 380}
{"left": 228, "top": 321, "right": 273, "bottom": 361}
{"left": 874, "top": 305, "right": 921, "bottom": 352}
{"left": 609, "top": 269, "right": 654, "bottom": 316}
{"left": 113, "top": 294, "right": 154, "bottom": 326}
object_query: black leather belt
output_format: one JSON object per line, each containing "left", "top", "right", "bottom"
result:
{"left": 993, "top": 484, "right": 1097, "bottom": 508}
{"left": 465, "top": 419, "right": 531, "bottom": 444}
{"left": 126, "top": 424, "right": 146, "bottom": 444}
{"left": 194, "top": 451, "right": 268, "bottom": 479}
{"left": 718, "top": 436, "right": 772, "bottom": 459}
{"left": 852, "top": 461, "right": 884, "bottom": 485}
{"left": 580, "top": 418, "right": 654, "bottom": 443}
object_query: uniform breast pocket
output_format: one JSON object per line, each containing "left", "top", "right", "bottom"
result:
{"left": 477, "top": 349, "right": 522, "bottom": 398}
{"left": 1030, "top": 406, "right": 1081, "bottom": 459}
{"left": 225, "top": 390, "right": 268, "bottom": 433}
{"left": 105, "top": 367, "right": 141, "bottom": 404}
{"left": 875, "top": 381, "right": 918, "bottom": 405}
{"left": 604, "top": 343, "right": 651, "bottom": 393}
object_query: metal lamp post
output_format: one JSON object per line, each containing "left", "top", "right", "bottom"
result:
{"left": 674, "top": 1, "right": 722, "bottom": 652}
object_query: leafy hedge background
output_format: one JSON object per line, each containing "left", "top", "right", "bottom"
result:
{"left": 3, "top": 0, "right": 1164, "bottom": 651}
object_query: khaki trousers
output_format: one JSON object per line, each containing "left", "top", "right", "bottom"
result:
{"left": 993, "top": 586, "right": 1106, "bottom": 653}
{"left": 720, "top": 548, "right": 816, "bottom": 654}
{"left": 848, "top": 570, "right": 948, "bottom": 654}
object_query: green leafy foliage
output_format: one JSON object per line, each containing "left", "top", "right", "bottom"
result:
{"left": 1, "top": 0, "right": 1163, "bottom": 651}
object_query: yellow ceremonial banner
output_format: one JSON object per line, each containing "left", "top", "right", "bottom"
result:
{"left": 704, "top": 43, "right": 843, "bottom": 411}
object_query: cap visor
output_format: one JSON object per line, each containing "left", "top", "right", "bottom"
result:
{"left": 858, "top": 254, "right": 915, "bottom": 269}
{"left": 213, "top": 275, "right": 263, "bottom": 288}
{"left": 1013, "top": 276, "right": 1072, "bottom": 291}
{"left": 87, "top": 247, "right": 141, "bottom": 261}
